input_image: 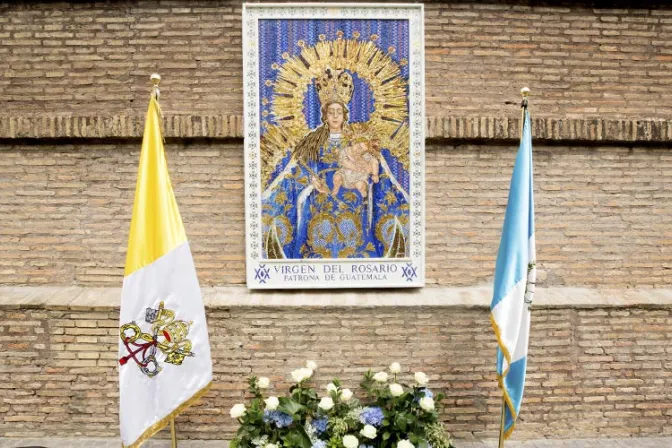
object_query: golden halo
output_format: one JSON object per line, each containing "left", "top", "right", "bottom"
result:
{"left": 261, "top": 37, "right": 410, "bottom": 188}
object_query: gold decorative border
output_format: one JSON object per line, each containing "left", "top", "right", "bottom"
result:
{"left": 122, "top": 381, "right": 212, "bottom": 448}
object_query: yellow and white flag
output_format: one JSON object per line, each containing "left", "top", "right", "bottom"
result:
{"left": 118, "top": 94, "right": 212, "bottom": 447}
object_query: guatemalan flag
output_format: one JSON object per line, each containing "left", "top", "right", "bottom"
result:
{"left": 490, "top": 108, "right": 536, "bottom": 439}
{"left": 118, "top": 92, "right": 212, "bottom": 447}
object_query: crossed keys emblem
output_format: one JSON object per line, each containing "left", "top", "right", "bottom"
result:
{"left": 119, "top": 301, "right": 195, "bottom": 378}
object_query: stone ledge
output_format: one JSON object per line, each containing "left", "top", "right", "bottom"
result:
{"left": 0, "top": 114, "right": 244, "bottom": 140}
{"left": 1, "top": 286, "right": 671, "bottom": 310}
{"left": 1, "top": 114, "right": 671, "bottom": 144}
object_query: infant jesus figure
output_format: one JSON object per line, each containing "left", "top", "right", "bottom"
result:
{"left": 332, "top": 135, "right": 380, "bottom": 199}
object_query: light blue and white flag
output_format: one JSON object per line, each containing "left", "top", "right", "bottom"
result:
{"left": 490, "top": 108, "right": 536, "bottom": 439}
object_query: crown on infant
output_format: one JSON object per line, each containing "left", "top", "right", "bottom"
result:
{"left": 346, "top": 122, "right": 380, "bottom": 154}
{"left": 346, "top": 122, "right": 376, "bottom": 143}
{"left": 316, "top": 67, "right": 354, "bottom": 107}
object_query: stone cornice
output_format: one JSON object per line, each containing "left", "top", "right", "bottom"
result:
{"left": 1, "top": 286, "right": 671, "bottom": 310}
{"left": 0, "top": 114, "right": 671, "bottom": 144}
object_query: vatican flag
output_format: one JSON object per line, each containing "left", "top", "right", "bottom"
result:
{"left": 118, "top": 93, "right": 212, "bottom": 447}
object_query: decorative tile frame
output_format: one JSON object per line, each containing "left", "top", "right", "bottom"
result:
{"left": 243, "top": 3, "right": 425, "bottom": 289}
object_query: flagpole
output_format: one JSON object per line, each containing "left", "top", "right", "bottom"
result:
{"left": 170, "top": 417, "right": 178, "bottom": 448}
{"left": 498, "top": 398, "right": 506, "bottom": 448}
{"left": 150, "top": 72, "right": 179, "bottom": 448}
{"left": 497, "top": 86, "right": 531, "bottom": 448}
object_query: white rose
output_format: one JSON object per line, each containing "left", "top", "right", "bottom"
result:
{"left": 230, "top": 403, "right": 246, "bottom": 418}
{"left": 318, "top": 396, "right": 334, "bottom": 411}
{"left": 389, "top": 383, "right": 404, "bottom": 397}
{"left": 373, "top": 371, "right": 389, "bottom": 383}
{"left": 326, "top": 383, "right": 338, "bottom": 393}
{"left": 257, "top": 377, "right": 270, "bottom": 389}
{"left": 291, "top": 368, "right": 313, "bottom": 383}
{"left": 414, "top": 371, "right": 429, "bottom": 386}
{"left": 390, "top": 362, "right": 401, "bottom": 374}
{"left": 306, "top": 360, "right": 318, "bottom": 370}
{"left": 360, "top": 424, "right": 377, "bottom": 439}
{"left": 397, "top": 440, "right": 414, "bottom": 448}
{"left": 343, "top": 435, "right": 359, "bottom": 448}
{"left": 419, "top": 396, "right": 435, "bottom": 412}
{"left": 341, "top": 388, "right": 353, "bottom": 402}
{"left": 264, "top": 396, "right": 279, "bottom": 411}
{"left": 266, "top": 444, "right": 278, "bottom": 448}
{"left": 291, "top": 369, "right": 304, "bottom": 383}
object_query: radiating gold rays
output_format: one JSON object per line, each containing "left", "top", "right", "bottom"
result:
{"left": 261, "top": 36, "right": 410, "bottom": 188}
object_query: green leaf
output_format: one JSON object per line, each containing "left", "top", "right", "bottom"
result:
{"left": 382, "top": 419, "right": 390, "bottom": 426}
{"left": 278, "top": 397, "right": 304, "bottom": 416}
{"left": 383, "top": 432, "right": 391, "bottom": 441}
{"left": 297, "top": 425, "right": 313, "bottom": 448}
{"left": 281, "top": 428, "right": 312, "bottom": 448}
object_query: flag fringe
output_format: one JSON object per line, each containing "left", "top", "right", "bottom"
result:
{"left": 122, "top": 381, "right": 212, "bottom": 448}
{"left": 496, "top": 373, "right": 518, "bottom": 440}
{"left": 489, "top": 313, "right": 512, "bottom": 378}
{"left": 490, "top": 313, "right": 518, "bottom": 440}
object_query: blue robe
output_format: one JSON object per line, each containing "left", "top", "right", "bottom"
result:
{"left": 262, "top": 134, "right": 409, "bottom": 259}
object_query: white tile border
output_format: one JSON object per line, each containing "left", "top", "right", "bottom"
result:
{"left": 242, "top": 3, "right": 425, "bottom": 289}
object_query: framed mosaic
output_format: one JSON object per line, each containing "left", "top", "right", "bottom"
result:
{"left": 243, "top": 3, "right": 425, "bottom": 289}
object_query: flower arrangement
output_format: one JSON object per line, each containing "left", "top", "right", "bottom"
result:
{"left": 229, "top": 361, "right": 455, "bottom": 448}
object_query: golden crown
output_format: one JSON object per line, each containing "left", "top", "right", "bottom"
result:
{"left": 315, "top": 67, "right": 354, "bottom": 107}
{"left": 346, "top": 122, "right": 376, "bottom": 143}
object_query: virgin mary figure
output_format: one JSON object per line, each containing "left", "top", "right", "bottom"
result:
{"left": 261, "top": 67, "right": 409, "bottom": 259}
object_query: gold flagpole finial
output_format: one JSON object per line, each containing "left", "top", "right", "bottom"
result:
{"left": 520, "top": 87, "right": 530, "bottom": 109}
{"left": 519, "top": 87, "right": 530, "bottom": 139}
{"left": 151, "top": 73, "right": 161, "bottom": 100}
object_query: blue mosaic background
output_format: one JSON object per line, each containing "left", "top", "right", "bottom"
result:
{"left": 258, "top": 19, "right": 410, "bottom": 130}
{"left": 259, "top": 19, "right": 411, "bottom": 192}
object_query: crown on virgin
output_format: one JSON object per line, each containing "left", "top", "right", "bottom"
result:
{"left": 315, "top": 67, "right": 354, "bottom": 107}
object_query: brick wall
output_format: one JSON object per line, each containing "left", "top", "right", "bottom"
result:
{"left": 1, "top": 1, "right": 672, "bottom": 119}
{"left": 1, "top": 141, "right": 671, "bottom": 288}
{"left": 2, "top": 0, "right": 672, "bottom": 442}
{"left": 0, "top": 303, "right": 670, "bottom": 440}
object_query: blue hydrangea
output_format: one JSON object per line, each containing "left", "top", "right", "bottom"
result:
{"left": 312, "top": 441, "right": 327, "bottom": 448}
{"left": 312, "top": 417, "right": 328, "bottom": 434}
{"left": 263, "top": 410, "right": 293, "bottom": 428}
{"left": 359, "top": 445, "right": 375, "bottom": 448}
{"left": 359, "top": 407, "right": 384, "bottom": 427}
{"left": 421, "top": 388, "right": 433, "bottom": 399}
{"left": 414, "top": 388, "right": 434, "bottom": 404}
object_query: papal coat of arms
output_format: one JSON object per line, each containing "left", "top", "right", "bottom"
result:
{"left": 119, "top": 301, "right": 195, "bottom": 378}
